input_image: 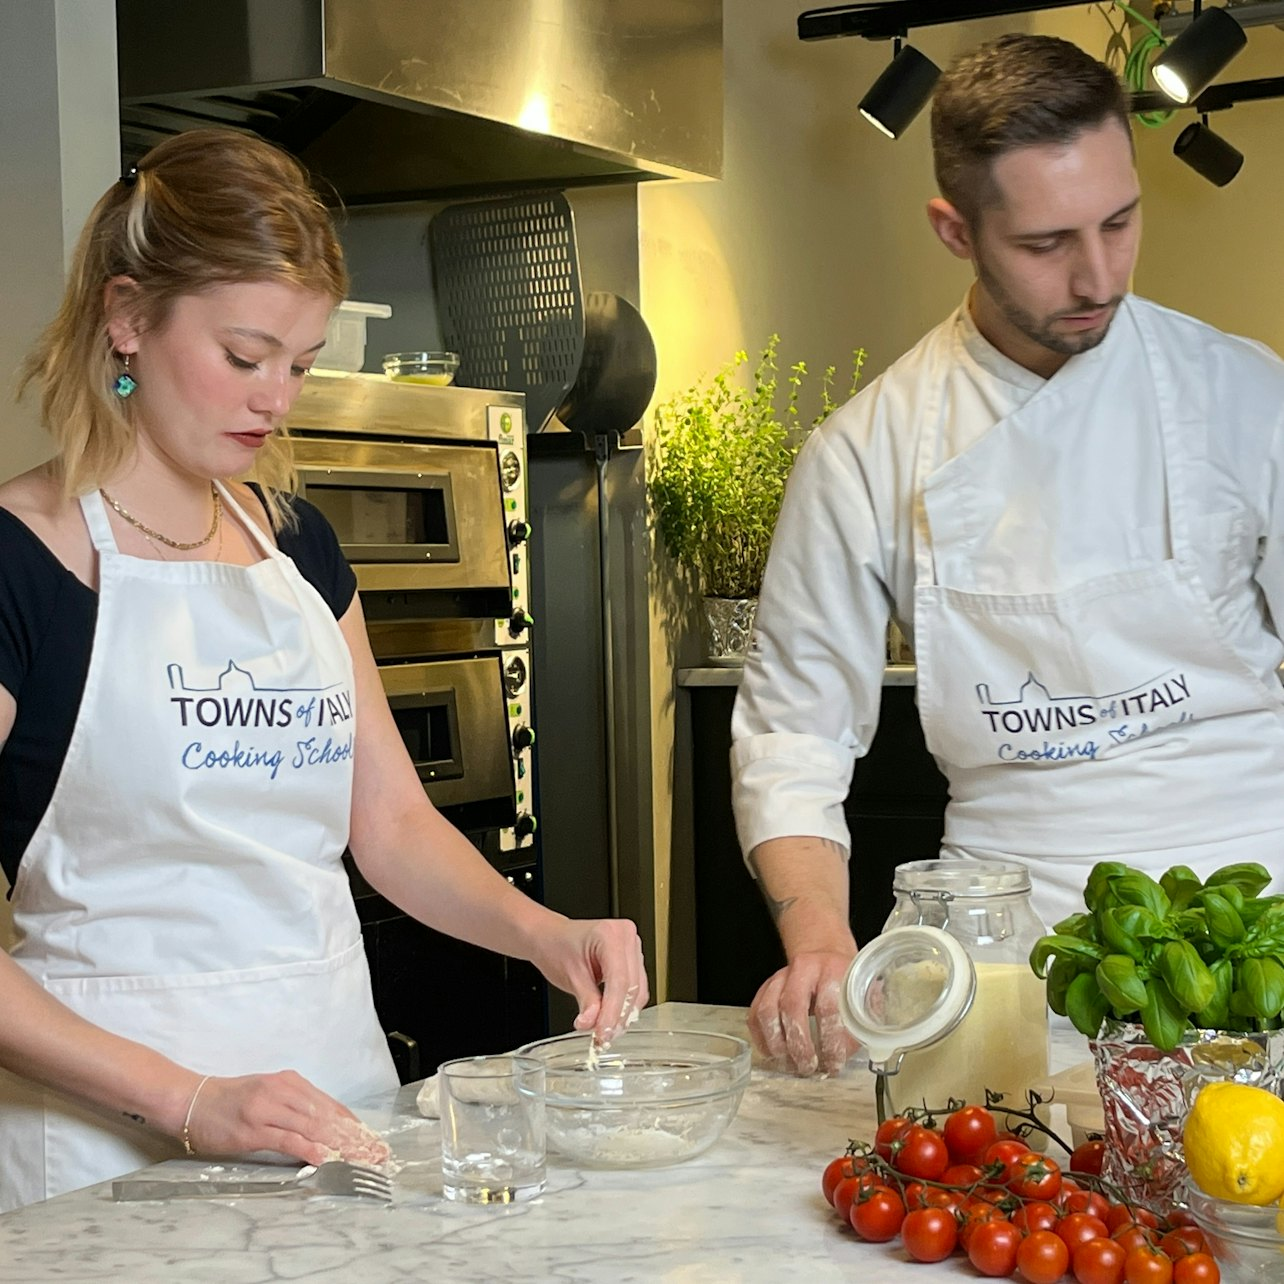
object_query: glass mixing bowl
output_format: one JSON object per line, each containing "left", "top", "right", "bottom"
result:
{"left": 382, "top": 351, "right": 460, "bottom": 385}
{"left": 1185, "top": 1183, "right": 1284, "bottom": 1282}
{"left": 515, "top": 1029, "right": 751, "bottom": 1168}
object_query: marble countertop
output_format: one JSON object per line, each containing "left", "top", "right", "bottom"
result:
{"left": 0, "top": 1002, "right": 1090, "bottom": 1284}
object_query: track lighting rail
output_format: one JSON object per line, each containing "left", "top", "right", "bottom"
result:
{"left": 799, "top": 0, "right": 1284, "bottom": 41}
{"left": 1130, "top": 72, "right": 1284, "bottom": 113}
{"left": 799, "top": 1, "right": 1094, "bottom": 42}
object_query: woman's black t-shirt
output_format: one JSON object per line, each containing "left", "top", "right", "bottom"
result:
{"left": 0, "top": 489, "right": 357, "bottom": 885}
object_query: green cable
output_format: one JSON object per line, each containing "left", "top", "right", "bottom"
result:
{"left": 1112, "top": 0, "right": 1175, "bottom": 128}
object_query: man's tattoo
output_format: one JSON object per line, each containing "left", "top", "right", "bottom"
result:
{"left": 748, "top": 838, "right": 848, "bottom": 924}
{"left": 760, "top": 886, "right": 798, "bottom": 924}
{"left": 747, "top": 851, "right": 798, "bottom": 924}
{"left": 122, "top": 1111, "right": 146, "bottom": 1125}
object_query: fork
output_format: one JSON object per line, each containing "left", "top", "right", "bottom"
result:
{"left": 112, "top": 1160, "right": 394, "bottom": 1203}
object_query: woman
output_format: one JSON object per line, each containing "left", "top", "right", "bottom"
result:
{"left": 0, "top": 129, "right": 647, "bottom": 1211}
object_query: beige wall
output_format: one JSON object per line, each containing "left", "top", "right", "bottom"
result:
{"left": 1131, "top": 31, "right": 1284, "bottom": 350}
{"left": 0, "top": 1, "right": 119, "bottom": 486}
{"left": 639, "top": 3, "right": 1284, "bottom": 998}
{"left": 0, "top": 1, "right": 118, "bottom": 948}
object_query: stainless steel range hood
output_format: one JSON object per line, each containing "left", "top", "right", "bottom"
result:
{"left": 116, "top": 0, "right": 723, "bottom": 205}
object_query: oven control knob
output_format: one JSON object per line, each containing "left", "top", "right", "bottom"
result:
{"left": 507, "top": 519, "right": 532, "bottom": 547}
{"left": 512, "top": 724, "right": 536, "bottom": 753}
{"left": 508, "top": 608, "right": 534, "bottom": 637}
{"left": 514, "top": 812, "right": 538, "bottom": 839}
{"left": 503, "top": 655, "right": 527, "bottom": 698}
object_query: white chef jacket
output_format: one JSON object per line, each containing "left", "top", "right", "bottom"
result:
{"left": 731, "top": 295, "right": 1284, "bottom": 893}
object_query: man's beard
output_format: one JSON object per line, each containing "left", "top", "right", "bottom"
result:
{"left": 977, "top": 259, "right": 1123, "bottom": 359}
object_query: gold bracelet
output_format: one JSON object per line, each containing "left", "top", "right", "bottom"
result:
{"left": 181, "top": 1075, "right": 212, "bottom": 1156}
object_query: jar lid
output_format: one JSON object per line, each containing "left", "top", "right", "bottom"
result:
{"left": 891, "top": 858, "right": 1031, "bottom": 898}
{"left": 838, "top": 925, "right": 976, "bottom": 1073}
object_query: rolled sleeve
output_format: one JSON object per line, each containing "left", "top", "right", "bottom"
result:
{"left": 1256, "top": 402, "right": 1284, "bottom": 633}
{"left": 730, "top": 420, "right": 895, "bottom": 859}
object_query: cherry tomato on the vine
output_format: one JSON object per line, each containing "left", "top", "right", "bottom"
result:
{"left": 1062, "top": 1189, "right": 1110, "bottom": 1222}
{"left": 924, "top": 1186, "right": 967, "bottom": 1215}
{"left": 821, "top": 1155, "right": 871, "bottom": 1207}
{"left": 832, "top": 1173, "right": 880, "bottom": 1223}
{"left": 1013, "top": 1200, "right": 1060, "bottom": 1234}
{"left": 942, "top": 1162, "right": 986, "bottom": 1187}
{"left": 1113, "top": 1223, "right": 1157, "bottom": 1255}
{"left": 958, "top": 1200, "right": 1005, "bottom": 1251}
{"left": 1017, "top": 1229, "right": 1072, "bottom": 1284}
{"left": 894, "top": 1124, "right": 950, "bottom": 1181}
{"left": 943, "top": 1104, "right": 1000, "bottom": 1165}
{"left": 901, "top": 1180, "right": 928, "bottom": 1211}
{"left": 1058, "top": 1212, "right": 1111, "bottom": 1255}
{"left": 1007, "top": 1151, "right": 1063, "bottom": 1201}
{"left": 901, "top": 1207, "right": 959, "bottom": 1263}
{"left": 983, "top": 1137, "right": 1032, "bottom": 1172}
{"left": 968, "top": 1218, "right": 1023, "bottom": 1277}
{"left": 1172, "top": 1254, "right": 1219, "bottom": 1284}
{"left": 1123, "top": 1245, "right": 1173, "bottom": 1284}
{"left": 1073, "top": 1237, "right": 1127, "bottom": 1284}
{"left": 1158, "top": 1227, "right": 1209, "bottom": 1259}
{"left": 850, "top": 1185, "right": 906, "bottom": 1243}
{"left": 1070, "top": 1139, "right": 1107, "bottom": 1177}
{"left": 873, "top": 1116, "right": 913, "bottom": 1161}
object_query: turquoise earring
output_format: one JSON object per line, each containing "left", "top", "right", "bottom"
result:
{"left": 113, "top": 353, "right": 137, "bottom": 399}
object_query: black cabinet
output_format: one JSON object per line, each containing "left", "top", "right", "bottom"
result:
{"left": 348, "top": 860, "right": 548, "bottom": 1082}
{"left": 689, "top": 682, "right": 948, "bottom": 1007}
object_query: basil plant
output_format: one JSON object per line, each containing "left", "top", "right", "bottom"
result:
{"left": 1029, "top": 862, "right": 1284, "bottom": 1051}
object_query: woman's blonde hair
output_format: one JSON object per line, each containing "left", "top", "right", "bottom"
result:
{"left": 18, "top": 128, "right": 348, "bottom": 527}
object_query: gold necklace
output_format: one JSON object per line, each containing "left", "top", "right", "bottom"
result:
{"left": 101, "top": 484, "right": 222, "bottom": 551}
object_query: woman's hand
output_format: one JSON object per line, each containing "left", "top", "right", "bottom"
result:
{"left": 181, "top": 1070, "right": 390, "bottom": 1167}
{"left": 531, "top": 918, "right": 649, "bottom": 1046}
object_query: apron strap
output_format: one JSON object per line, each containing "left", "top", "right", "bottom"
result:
{"left": 78, "top": 492, "right": 120, "bottom": 554}
{"left": 215, "top": 482, "right": 282, "bottom": 561}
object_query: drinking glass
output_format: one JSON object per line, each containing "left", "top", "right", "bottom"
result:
{"left": 438, "top": 1054, "right": 546, "bottom": 1203}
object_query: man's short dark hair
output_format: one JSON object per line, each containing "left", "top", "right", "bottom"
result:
{"left": 931, "top": 34, "right": 1132, "bottom": 223}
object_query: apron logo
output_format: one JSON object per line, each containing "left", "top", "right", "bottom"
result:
{"left": 166, "top": 661, "right": 354, "bottom": 780}
{"left": 976, "top": 670, "right": 1192, "bottom": 762}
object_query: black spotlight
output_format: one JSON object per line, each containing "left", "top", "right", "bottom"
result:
{"left": 1173, "top": 117, "right": 1244, "bottom": 186}
{"left": 859, "top": 44, "right": 940, "bottom": 139}
{"left": 1152, "top": 7, "right": 1247, "bottom": 104}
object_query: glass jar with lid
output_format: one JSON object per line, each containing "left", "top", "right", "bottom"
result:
{"left": 844, "top": 859, "right": 1050, "bottom": 1122}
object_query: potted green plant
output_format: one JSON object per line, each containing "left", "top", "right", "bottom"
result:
{"left": 1030, "top": 861, "right": 1284, "bottom": 1206}
{"left": 648, "top": 335, "right": 864, "bottom": 663}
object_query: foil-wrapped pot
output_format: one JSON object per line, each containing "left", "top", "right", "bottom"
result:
{"left": 1092, "top": 1022, "right": 1284, "bottom": 1208}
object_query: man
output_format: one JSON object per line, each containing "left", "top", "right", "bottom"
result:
{"left": 731, "top": 32, "right": 1284, "bottom": 1075}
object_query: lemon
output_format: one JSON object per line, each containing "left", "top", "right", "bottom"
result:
{"left": 1184, "top": 1080, "right": 1284, "bottom": 1205}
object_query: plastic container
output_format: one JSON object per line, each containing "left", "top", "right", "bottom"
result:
{"left": 382, "top": 351, "right": 460, "bottom": 385}
{"left": 1028, "top": 1059, "right": 1106, "bottom": 1147}
{"left": 515, "top": 1028, "right": 750, "bottom": 1168}
{"left": 313, "top": 301, "right": 392, "bottom": 373}
{"left": 873, "top": 860, "right": 1050, "bottom": 1120}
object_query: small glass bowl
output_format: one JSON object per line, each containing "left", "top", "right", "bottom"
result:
{"left": 515, "top": 1028, "right": 751, "bottom": 1169}
{"left": 382, "top": 351, "right": 460, "bottom": 385}
{"left": 1185, "top": 1183, "right": 1284, "bottom": 1282}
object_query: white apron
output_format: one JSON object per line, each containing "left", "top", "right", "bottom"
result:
{"left": 0, "top": 486, "right": 396, "bottom": 1211}
{"left": 913, "top": 299, "right": 1284, "bottom": 932}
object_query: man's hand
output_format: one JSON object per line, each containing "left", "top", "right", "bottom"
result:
{"left": 748, "top": 949, "right": 858, "bottom": 1075}
{"left": 745, "top": 836, "right": 859, "bottom": 1075}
